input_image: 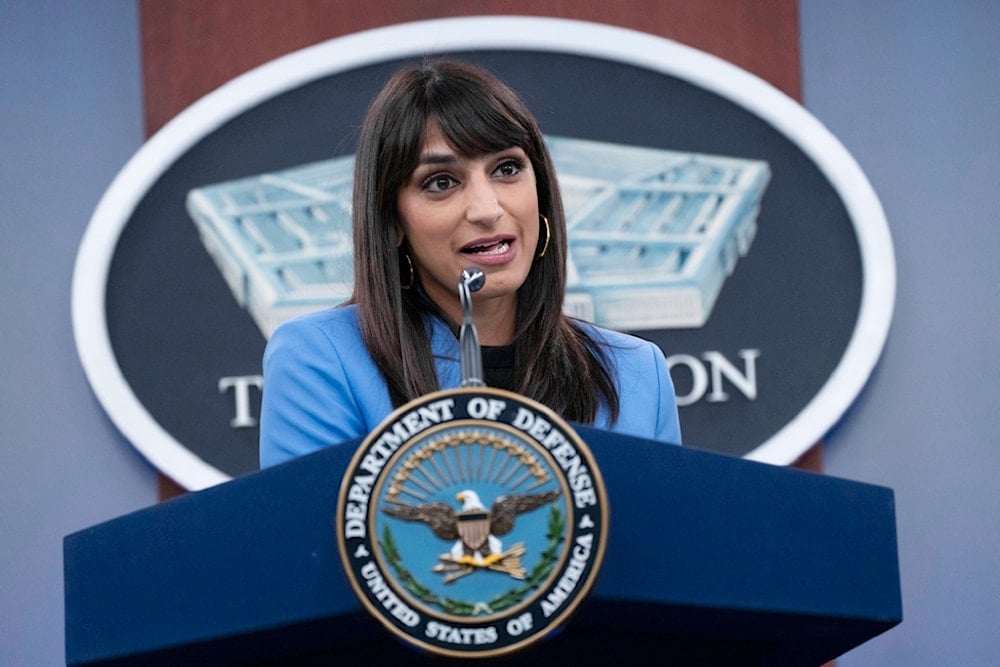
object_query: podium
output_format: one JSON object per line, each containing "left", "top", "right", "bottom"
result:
{"left": 64, "top": 426, "right": 901, "bottom": 665}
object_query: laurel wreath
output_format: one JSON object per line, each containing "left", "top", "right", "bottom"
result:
{"left": 380, "top": 505, "right": 566, "bottom": 617}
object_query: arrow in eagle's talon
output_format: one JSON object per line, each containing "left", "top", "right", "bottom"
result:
{"left": 487, "top": 564, "right": 526, "bottom": 579}
{"left": 433, "top": 561, "right": 470, "bottom": 573}
{"left": 443, "top": 567, "right": 475, "bottom": 584}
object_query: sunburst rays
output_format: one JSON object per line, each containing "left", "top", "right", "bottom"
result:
{"left": 386, "top": 430, "right": 551, "bottom": 504}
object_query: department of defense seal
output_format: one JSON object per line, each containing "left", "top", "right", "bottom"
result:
{"left": 336, "top": 387, "right": 608, "bottom": 658}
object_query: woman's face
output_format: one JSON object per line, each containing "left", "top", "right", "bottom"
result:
{"left": 397, "top": 120, "right": 540, "bottom": 328}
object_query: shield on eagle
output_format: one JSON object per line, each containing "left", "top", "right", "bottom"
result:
{"left": 457, "top": 508, "right": 491, "bottom": 552}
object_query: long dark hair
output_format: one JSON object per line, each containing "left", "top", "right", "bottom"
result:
{"left": 350, "top": 59, "right": 619, "bottom": 424}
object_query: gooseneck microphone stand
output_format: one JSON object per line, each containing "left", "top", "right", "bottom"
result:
{"left": 458, "top": 266, "right": 486, "bottom": 387}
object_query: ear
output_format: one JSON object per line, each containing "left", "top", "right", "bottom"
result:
{"left": 394, "top": 225, "right": 405, "bottom": 247}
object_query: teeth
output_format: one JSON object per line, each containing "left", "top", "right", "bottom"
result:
{"left": 468, "top": 241, "right": 509, "bottom": 254}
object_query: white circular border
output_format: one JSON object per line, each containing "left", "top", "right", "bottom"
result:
{"left": 72, "top": 16, "right": 896, "bottom": 489}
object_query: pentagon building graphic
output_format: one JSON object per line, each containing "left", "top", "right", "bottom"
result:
{"left": 186, "top": 137, "right": 770, "bottom": 337}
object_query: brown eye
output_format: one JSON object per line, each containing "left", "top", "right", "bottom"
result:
{"left": 494, "top": 159, "right": 522, "bottom": 177}
{"left": 422, "top": 174, "right": 457, "bottom": 193}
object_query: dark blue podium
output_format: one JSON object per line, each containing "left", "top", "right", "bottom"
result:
{"left": 64, "top": 427, "right": 901, "bottom": 665}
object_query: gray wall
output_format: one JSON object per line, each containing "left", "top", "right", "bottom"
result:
{"left": 1, "top": 2, "right": 996, "bottom": 664}
{"left": 800, "top": 1, "right": 1000, "bottom": 664}
{"left": 1, "top": 3, "right": 156, "bottom": 666}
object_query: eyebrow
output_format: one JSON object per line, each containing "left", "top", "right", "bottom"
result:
{"left": 416, "top": 153, "right": 459, "bottom": 166}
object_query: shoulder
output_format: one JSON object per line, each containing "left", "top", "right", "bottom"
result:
{"left": 260, "top": 305, "right": 390, "bottom": 466}
{"left": 573, "top": 319, "right": 670, "bottom": 405}
{"left": 262, "top": 305, "right": 372, "bottom": 383}
{"left": 573, "top": 319, "right": 663, "bottom": 364}
{"left": 574, "top": 320, "right": 681, "bottom": 445}
{"left": 266, "top": 305, "right": 362, "bottom": 353}
{"left": 271, "top": 304, "right": 361, "bottom": 338}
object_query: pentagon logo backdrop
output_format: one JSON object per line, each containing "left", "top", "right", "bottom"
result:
{"left": 73, "top": 18, "right": 894, "bottom": 489}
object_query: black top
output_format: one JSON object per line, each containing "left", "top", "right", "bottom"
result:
{"left": 481, "top": 344, "right": 515, "bottom": 391}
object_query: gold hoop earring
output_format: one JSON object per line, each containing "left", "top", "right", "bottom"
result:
{"left": 537, "top": 215, "right": 551, "bottom": 259}
{"left": 401, "top": 252, "right": 414, "bottom": 290}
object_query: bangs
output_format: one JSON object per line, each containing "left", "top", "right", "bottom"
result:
{"left": 422, "top": 67, "right": 534, "bottom": 158}
{"left": 430, "top": 97, "right": 532, "bottom": 158}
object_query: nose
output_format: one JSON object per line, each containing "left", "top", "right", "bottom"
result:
{"left": 464, "top": 173, "right": 502, "bottom": 225}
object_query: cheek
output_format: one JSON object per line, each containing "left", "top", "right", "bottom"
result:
{"left": 398, "top": 211, "right": 456, "bottom": 262}
{"left": 407, "top": 221, "right": 451, "bottom": 250}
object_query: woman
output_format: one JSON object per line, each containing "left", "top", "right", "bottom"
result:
{"left": 259, "top": 60, "right": 680, "bottom": 467}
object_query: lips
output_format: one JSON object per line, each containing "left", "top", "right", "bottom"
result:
{"left": 459, "top": 236, "right": 516, "bottom": 266}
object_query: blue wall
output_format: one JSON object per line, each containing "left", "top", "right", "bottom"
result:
{"left": 1, "top": 2, "right": 996, "bottom": 664}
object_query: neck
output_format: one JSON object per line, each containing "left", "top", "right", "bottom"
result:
{"left": 435, "top": 292, "right": 517, "bottom": 346}
{"left": 474, "top": 297, "right": 517, "bottom": 346}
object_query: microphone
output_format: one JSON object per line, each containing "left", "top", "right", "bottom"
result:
{"left": 458, "top": 267, "right": 486, "bottom": 387}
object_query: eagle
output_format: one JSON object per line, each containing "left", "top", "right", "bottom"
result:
{"left": 383, "top": 489, "right": 560, "bottom": 565}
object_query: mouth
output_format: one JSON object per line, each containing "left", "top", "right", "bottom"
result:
{"left": 461, "top": 238, "right": 513, "bottom": 256}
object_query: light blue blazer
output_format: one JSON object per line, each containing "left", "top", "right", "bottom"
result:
{"left": 259, "top": 305, "right": 681, "bottom": 467}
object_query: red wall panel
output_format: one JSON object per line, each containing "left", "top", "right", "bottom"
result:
{"left": 140, "top": 0, "right": 801, "bottom": 135}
